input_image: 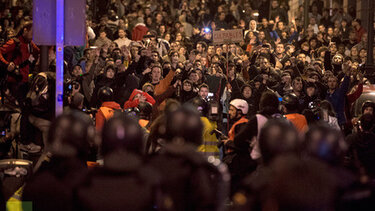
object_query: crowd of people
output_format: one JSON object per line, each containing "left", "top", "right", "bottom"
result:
{"left": 1, "top": 0, "right": 375, "bottom": 210}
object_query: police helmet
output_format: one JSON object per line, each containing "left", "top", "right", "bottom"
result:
{"left": 138, "top": 102, "right": 153, "bottom": 120}
{"left": 97, "top": 86, "right": 113, "bottom": 103}
{"left": 102, "top": 113, "right": 144, "bottom": 156}
{"left": 282, "top": 93, "right": 299, "bottom": 112}
{"left": 164, "top": 105, "right": 203, "bottom": 146}
{"left": 362, "top": 100, "right": 375, "bottom": 114}
{"left": 303, "top": 123, "right": 347, "bottom": 165}
{"left": 47, "top": 111, "right": 95, "bottom": 160}
{"left": 259, "top": 119, "right": 299, "bottom": 164}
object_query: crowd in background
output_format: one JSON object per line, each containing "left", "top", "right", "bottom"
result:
{"left": 1, "top": 0, "right": 375, "bottom": 210}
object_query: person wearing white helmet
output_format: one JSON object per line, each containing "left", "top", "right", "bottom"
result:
{"left": 227, "top": 99, "right": 249, "bottom": 142}
{"left": 223, "top": 98, "right": 251, "bottom": 195}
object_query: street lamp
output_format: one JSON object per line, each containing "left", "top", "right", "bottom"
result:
{"left": 364, "top": 0, "right": 374, "bottom": 79}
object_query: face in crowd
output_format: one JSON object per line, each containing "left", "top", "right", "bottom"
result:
{"left": 151, "top": 66, "right": 162, "bottom": 82}
{"left": 199, "top": 86, "right": 209, "bottom": 99}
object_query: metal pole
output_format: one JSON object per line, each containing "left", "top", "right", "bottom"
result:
{"left": 226, "top": 42, "right": 229, "bottom": 133}
{"left": 364, "top": 0, "right": 374, "bottom": 78}
{"left": 365, "top": 0, "right": 374, "bottom": 66}
{"left": 56, "top": 0, "right": 64, "bottom": 116}
{"left": 40, "top": 46, "right": 49, "bottom": 72}
{"left": 304, "top": 0, "right": 310, "bottom": 35}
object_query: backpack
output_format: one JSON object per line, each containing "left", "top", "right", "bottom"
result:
{"left": 25, "top": 72, "right": 56, "bottom": 115}
{"left": 250, "top": 113, "right": 285, "bottom": 160}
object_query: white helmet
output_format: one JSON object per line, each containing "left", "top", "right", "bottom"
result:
{"left": 230, "top": 99, "right": 249, "bottom": 115}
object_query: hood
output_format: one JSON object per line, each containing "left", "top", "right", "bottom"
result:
{"left": 128, "top": 89, "right": 143, "bottom": 100}
{"left": 249, "top": 20, "right": 257, "bottom": 31}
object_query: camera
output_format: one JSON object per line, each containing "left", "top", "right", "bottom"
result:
{"left": 303, "top": 100, "right": 324, "bottom": 123}
{"left": 204, "top": 27, "right": 211, "bottom": 33}
{"left": 174, "top": 68, "right": 184, "bottom": 81}
{"left": 64, "top": 79, "right": 80, "bottom": 95}
{"left": 207, "top": 99, "right": 220, "bottom": 121}
{"left": 124, "top": 107, "right": 140, "bottom": 117}
{"left": 82, "top": 108, "right": 97, "bottom": 115}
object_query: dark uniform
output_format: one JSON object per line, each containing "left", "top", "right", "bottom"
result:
{"left": 76, "top": 113, "right": 161, "bottom": 211}
{"left": 22, "top": 111, "right": 95, "bottom": 211}
{"left": 148, "top": 105, "right": 229, "bottom": 211}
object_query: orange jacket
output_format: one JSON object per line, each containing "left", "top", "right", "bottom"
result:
{"left": 95, "top": 101, "right": 122, "bottom": 131}
{"left": 228, "top": 116, "right": 249, "bottom": 141}
{"left": 154, "top": 69, "right": 175, "bottom": 111}
{"left": 139, "top": 119, "right": 150, "bottom": 128}
{"left": 285, "top": 113, "right": 308, "bottom": 133}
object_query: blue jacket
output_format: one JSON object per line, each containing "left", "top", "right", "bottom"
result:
{"left": 326, "top": 76, "right": 350, "bottom": 125}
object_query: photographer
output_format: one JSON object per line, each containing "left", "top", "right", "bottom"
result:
{"left": 65, "top": 49, "right": 98, "bottom": 108}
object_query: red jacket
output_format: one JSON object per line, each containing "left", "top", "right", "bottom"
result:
{"left": 0, "top": 36, "right": 40, "bottom": 83}
{"left": 95, "top": 101, "right": 122, "bottom": 132}
{"left": 124, "top": 89, "right": 156, "bottom": 109}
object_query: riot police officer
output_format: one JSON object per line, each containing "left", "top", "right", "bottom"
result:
{"left": 148, "top": 105, "right": 229, "bottom": 211}
{"left": 76, "top": 113, "right": 160, "bottom": 211}
{"left": 22, "top": 111, "right": 95, "bottom": 211}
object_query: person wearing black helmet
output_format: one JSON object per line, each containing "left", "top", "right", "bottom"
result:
{"left": 232, "top": 119, "right": 300, "bottom": 210}
{"left": 303, "top": 123, "right": 375, "bottom": 211}
{"left": 22, "top": 111, "right": 95, "bottom": 211}
{"left": 343, "top": 114, "right": 375, "bottom": 211}
{"left": 95, "top": 86, "right": 122, "bottom": 132}
{"left": 76, "top": 112, "right": 160, "bottom": 210}
{"left": 237, "top": 154, "right": 338, "bottom": 211}
{"left": 350, "top": 100, "right": 375, "bottom": 133}
{"left": 281, "top": 93, "right": 308, "bottom": 133}
{"left": 362, "top": 101, "right": 375, "bottom": 116}
{"left": 148, "top": 105, "right": 229, "bottom": 211}
{"left": 146, "top": 99, "right": 181, "bottom": 154}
